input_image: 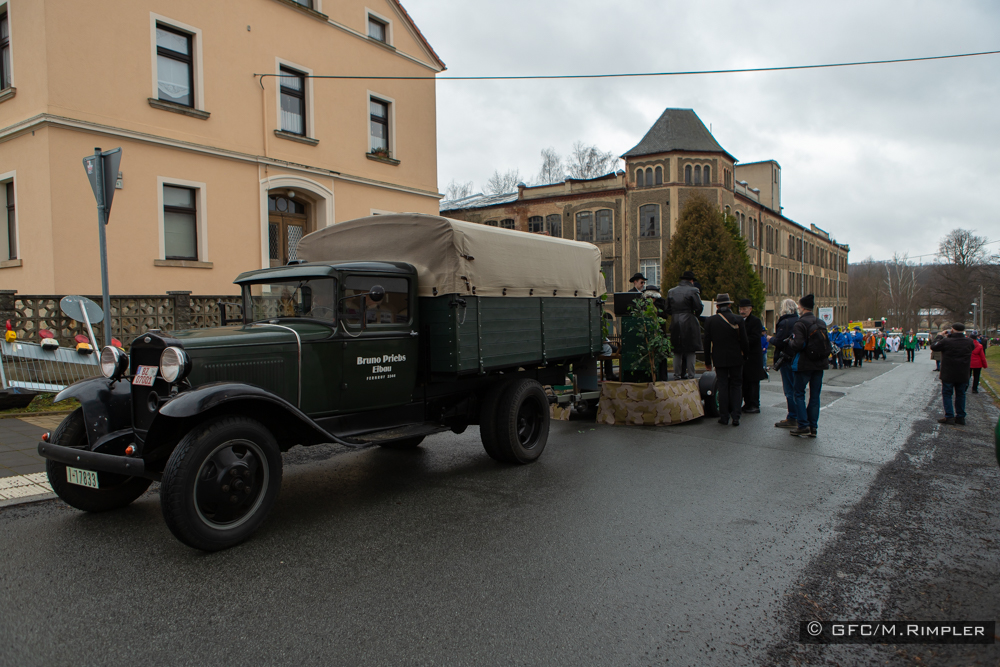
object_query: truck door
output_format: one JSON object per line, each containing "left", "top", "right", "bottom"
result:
{"left": 339, "top": 274, "right": 419, "bottom": 412}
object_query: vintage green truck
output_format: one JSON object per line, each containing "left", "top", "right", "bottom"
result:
{"left": 38, "top": 214, "right": 604, "bottom": 550}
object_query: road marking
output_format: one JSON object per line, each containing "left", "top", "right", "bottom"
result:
{"left": 0, "top": 472, "right": 52, "bottom": 500}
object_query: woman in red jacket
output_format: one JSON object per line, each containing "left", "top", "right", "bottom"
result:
{"left": 970, "top": 333, "right": 988, "bottom": 393}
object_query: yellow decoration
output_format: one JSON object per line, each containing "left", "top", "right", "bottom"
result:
{"left": 4, "top": 329, "right": 15, "bottom": 343}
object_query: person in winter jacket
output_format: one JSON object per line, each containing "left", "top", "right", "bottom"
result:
{"left": 665, "top": 270, "right": 704, "bottom": 379}
{"left": 930, "top": 323, "right": 976, "bottom": 425}
{"left": 902, "top": 330, "right": 918, "bottom": 362}
{"left": 970, "top": 332, "right": 988, "bottom": 394}
{"left": 786, "top": 294, "right": 827, "bottom": 437}
{"left": 770, "top": 299, "right": 800, "bottom": 428}
{"left": 704, "top": 293, "right": 749, "bottom": 426}
{"left": 852, "top": 327, "right": 865, "bottom": 367}
{"left": 837, "top": 329, "right": 853, "bottom": 367}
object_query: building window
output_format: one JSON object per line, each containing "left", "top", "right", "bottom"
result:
{"left": 596, "top": 209, "right": 613, "bottom": 242}
{"left": 645, "top": 168, "right": 653, "bottom": 185}
{"left": 500, "top": 218, "right": 515, "bottom": 230}
{"left": 163, "top": 185, "right": 198, "bottom": 260}
{"left": 2, "top": 180, "right": 14, "bottom": 261}
{"left": 546, "top": 214, "right": 561, "bottom": 238}
{"left": 654, "top": 166, "right": 663, "bottom": 185}
{"left": 279, "top": 66, "right": 306, "bottom": 135}
{"left": 685, "top": 165, "right": 692, "bottom": 185}
{"left": 740, "top": 213, "right": 746, "bottom": 237}
{"left": 156, "top": 24, "right": 193, "bottom": 107}
{"left": 289, "top": 0, "right": 314, "bottom": 7}
{"left": 636, "top": 169, "right": 644, "bottom": 187}
{"left": 694, "top": 165, "right": 702, "bottom": 185}
{"left": 485, "top": 220, "right": 499, "bottom": 227}
{"left": 368, "top": 15, "right": 387, "bottom": 43}
{"left": 370, "top": 97, "right": 389, "bottom": 153}
{"left": 528, "top": 216, "right": 543, "bottom": 233}
{"left": 576, "top": 211, "right": 593, "bottom": 242}
{"left": 639, "top": 204, "right": 659, "bottom": 238}
{"left": 0, "top": 11, "right": 10, "bottom": 90}
{"left": 639, "top": 259, "right": 660, "bottom": 289}
{"left": 703, "top": 165, "right": 710, "bottom": 184}
{"left": 601, "top": 260, "right": 614, "bottom": 294}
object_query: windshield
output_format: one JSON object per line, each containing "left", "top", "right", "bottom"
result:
{"left": 244, "top": 278, "right": 337, "bottom": 324}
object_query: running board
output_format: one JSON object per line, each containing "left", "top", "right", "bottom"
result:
{"left": 349, "top": 424, "right": 450, "bottom": 445}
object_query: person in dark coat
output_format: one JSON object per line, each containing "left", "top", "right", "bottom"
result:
{"left": 930, "top": 323, "right": 976, "bottom": 425}
{"left": 628, "top": 272, "right": 646, "bottom": 292}
{"left": 786, "top": 294, "right": 827, "bottom": 437}
{"left": 665, "top": 270, "right": 704, "bottom": 379}
{"left": 738, "top": 298, "right": 766, "bottom": 413}
{"left": 770, "top": 298, "right": 799, "bottom": 428}
{"left": 703, "top": 293, "right": 748, "bottom": 426}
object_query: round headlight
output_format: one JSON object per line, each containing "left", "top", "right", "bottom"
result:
{"left": 159, "top": 346, "right": 189, "bottom": 383}
{"left": 100, "top": 346, "right": 128, "bottom": 379}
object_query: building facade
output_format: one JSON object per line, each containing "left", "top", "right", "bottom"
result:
{"left": 0, "top": 0, "right": 444, "bottom": 295}
{"left": 441, "top": 109, "right": 850, "bottom": 330}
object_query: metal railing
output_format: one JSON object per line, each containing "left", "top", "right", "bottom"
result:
{"left": 0, "top": 340, "right": 101, "bottom": 392}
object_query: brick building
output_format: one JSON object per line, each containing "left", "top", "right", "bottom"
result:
{"left": 441, "top": 108, "right": 849, "bottom": 329}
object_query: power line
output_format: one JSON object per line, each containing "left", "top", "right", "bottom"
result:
{"left": 255, "top": 49, "right": 1000, "bottom": 84}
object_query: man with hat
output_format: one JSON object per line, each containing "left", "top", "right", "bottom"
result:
{"left": 786, "top": 294, "right": 828, "bottom": 437}
{"left": 665, "top": 270, "right": 704, "bottom": 379}
{"left": 738, "top": 298, "right": 766, "bottom": 413}
{"left": 930, "top": 322, "right": 976, "bottom": 425}
{"left": 703, "top": 293, "right": 749, "bottom": 425}
{"left": 851, "top": 325, "right": 865, "bottom": 367}
{"left": 628, "top": 273, "right": 647, "bottom": 292}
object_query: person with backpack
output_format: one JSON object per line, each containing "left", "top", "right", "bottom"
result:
{"left": 786, "top": 294, "right": 829, "bottom": 437}
{"left": 930, "top": 323, "right": 976, "bottom": 425}
{"left": 770, "top": 298, "right": 800, "bottom": 429}
{"left": 703, "top": 293, "right": 749, "bottom": 426}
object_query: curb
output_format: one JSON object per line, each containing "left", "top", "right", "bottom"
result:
{"left": 0, "top": 492, "right": 56, "bottom": 509}
{"left": 0, "top": 410, "right": 74, "bottom": 420}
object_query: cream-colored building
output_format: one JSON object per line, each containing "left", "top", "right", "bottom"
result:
{"left": 0, "top": 0, "right": 444, "bottom": 295}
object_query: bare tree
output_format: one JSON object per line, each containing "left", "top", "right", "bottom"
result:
{"left": 883, "top": 253, "right": 923, "bottom": 331}
{"left": 534, "top": 147, "right": 564, "bottom": 185}
{"left": 847, "top": 258, "right": 885, "bottom": 322}
{"left": 566, "top": 142, "right": 621, "bottom": 180}
{"left": 483, "top": 169, "right": 522, "bottom": 195}
{"left": 442, "top": 179, "right": 475, "bottom": 201}
{"left": 931, "top": 228, "right": 997, "bottom": 321}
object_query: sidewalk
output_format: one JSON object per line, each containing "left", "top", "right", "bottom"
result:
{"left": 0, "top": 414, "right": 65, "bottom": 503}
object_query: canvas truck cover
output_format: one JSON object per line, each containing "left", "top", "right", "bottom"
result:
{"left": 297, "top": 213, "right": 604, "bottom": 298}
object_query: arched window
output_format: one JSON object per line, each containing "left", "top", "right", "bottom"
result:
{"left": 724, "top": 205, "right": 731, "bottom": 218}
{"left": 694, "top": 165, "right": 702, "bottom": 185}
{"left": 546, "top": 213, "right": 561, "bottom": 238}
{"left": 654, "top": 166, "right": 663, "bottom": 185}
{"left": 740, "top": 212, "right": 745, "bottom": 237}
{"left": 639, "top": 204, "right": 659, "bottom": 238}
{"left": 636, "top": 169, "right": 645, "bottom": 187}
{"left": 485, "top": 220, "right": 498, "bottom": 227}
{"left": 596, "top": 209, "right": 613, "bottom": 242}
{"left": 576, "top": 211, "right": 593, "bottom": 242}
{"left": 685, "top": 165, "right": 692, "bottom": 184}
{"left": 703, "top": 165, "right": 710, "bottom": 184}
{"left": 645, "top": 168, "right": 653, "bottom": 185}
{"left": 528, "top": 216, "right": 543, "bottom": 233}
{"left": 500, "top": 218, "right": 515, "bottom": 230}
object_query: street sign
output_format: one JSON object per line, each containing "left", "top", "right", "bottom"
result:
{"left": 83, "top": 147, "right": 122, "bottom": 221}
{"left": 818, "top": 307, "right": 834, "bottom": 326}
{"left": 59, "top": 295, "right": 104, "bottom": 351}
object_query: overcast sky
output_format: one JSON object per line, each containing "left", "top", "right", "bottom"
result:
{"left": 403, "top": 0, "right": 999, "bottom": 263}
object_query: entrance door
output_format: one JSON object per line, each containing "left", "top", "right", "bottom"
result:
{"left": 268, "top": 193, "right": 309, "bottom": 267}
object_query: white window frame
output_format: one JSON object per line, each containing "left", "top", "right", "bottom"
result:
{"left": 367, "top": 91, "right": 396, "bottom": 156}
{"left": 149, "top": 13, "right": 205, "bottom": 110}
{"left": 0, "top": 170, "right": 17, "bottom": 262}
{"left": 157, "top": 177, "right": 208, "bottom": 262}
{"left": 364, "top": 8, "right": 393, "bottom": 46}
{"left": 1, "top": 2, "right": 15, "bottom": 90}
{"left": 639, "top": 259, "right": 660, "bottom": 290}
{"left": 275, "top": 58, "right": 315, "bottom": 139}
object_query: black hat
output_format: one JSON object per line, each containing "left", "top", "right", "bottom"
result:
{"left": 629, "top": 272, "right": 647, "bottom": 283}
{"left": 681, "top": 270, "right": 695, "bottom": 281}
{"left": 738, "top": 298, "right": 753, "bottom": 308}
{"left": 715, "top": 293, "right": 734, "bottom": 305}
{"left": 799, "top": 294, "right": 815, "bottom": 310}
{"left": 952, "top": 322, "right": 965, "bottom": 331}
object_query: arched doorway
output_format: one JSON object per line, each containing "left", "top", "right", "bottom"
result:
{"left": 267, "top": 189, "right": 311, "bottom": 267}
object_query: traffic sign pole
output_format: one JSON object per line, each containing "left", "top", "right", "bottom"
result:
{"left": 93, "top": 147, "right": 112, "bottom": 347}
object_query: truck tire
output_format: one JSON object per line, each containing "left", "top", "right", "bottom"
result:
{"left": 479, "top": 378, "right": 515, "bottom": 461}
{"left": 378, "top": 436, "right": 425, "bottom": 450}
{"left": 490, "top": 379, "right": 550, "bottom": 464}
{"left": 699, "top": 371, "right": 719, "bottom": 418}
{"left": 160, "top": 417, "right": 282, "bottom": 552}
{"left": 45, "top": 408, "right": 152, "bottom": 513}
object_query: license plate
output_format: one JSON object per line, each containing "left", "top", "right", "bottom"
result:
{"left": 133, "top": 365, "right": 158, "bottom": 386}
{"left": 66, "top": 467, "right": 99, "bottom": 489}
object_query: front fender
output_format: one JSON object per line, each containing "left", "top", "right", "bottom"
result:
{"left": 55, "top": 377, "right": 132, "bottom": 449}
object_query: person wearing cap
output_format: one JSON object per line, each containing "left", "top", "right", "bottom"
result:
{"left": 628, "top": 273, "right": 647, "bottom": 293}
{"left": 738, "top": 298, "right": 766, "bottom": 413}
{"left": 930, "top": 323, "right": 976, "bottom": 425}
{"left": 703, "top": 293, "right": 748, "bottom": 426}
{"left": 902, "top": 330, "right": 918, "bottom": 362}
{"left": 665, "top": 270, "right": 704, "bottom": 379}
{"left": 786, "top": 294, "right": 827, "bottom": 437}
{"left": 850, "top": 326, "right": 864, "bottom": 367}
{"left": 969, "top": 331, "right": 987, "bottom": 394}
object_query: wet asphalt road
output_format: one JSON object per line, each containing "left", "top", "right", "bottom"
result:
{"left": 1, "top": 357, "right": 997, "bottom": 666}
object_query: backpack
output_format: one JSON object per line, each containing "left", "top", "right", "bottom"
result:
{"left": 804, "top": 321, "right": 832, "bottom": 362}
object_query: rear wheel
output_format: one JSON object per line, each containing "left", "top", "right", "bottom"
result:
{"left": 160, "top": 417, "right": 282, "bottom": 552}
{"left": 45, "top": 408, "right": 152, "bottom": 512}
{"left": 479, "top": 378, "right": 515, "bottom": 461}
{"left": 490, "top": 379, "right": 550, "bottom": 464}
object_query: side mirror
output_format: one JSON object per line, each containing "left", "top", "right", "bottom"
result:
{"left": 368, "top": 285, "right": 385, "bottom": 303}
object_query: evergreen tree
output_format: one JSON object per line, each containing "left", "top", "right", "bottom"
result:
{"left": 662, "top": 196, "right": 766, "bottom": 313}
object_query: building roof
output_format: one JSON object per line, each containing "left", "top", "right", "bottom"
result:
{"left": 439, "top": 191, "right": 518, "bottom": 212}
{"left": 391, "top": 1, "right": 446, "bottom": 71}
{"left": 623, "top": 108, "right": 733, "bottom": 160}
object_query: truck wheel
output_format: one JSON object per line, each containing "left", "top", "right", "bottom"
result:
{"left": 45, "top": 408, "right": 152, "bottom": 513}
{"left": 479, "top": 378, "right": 515, "bottom": 461}
{"left": 699, "top": 371, "right": 719, "bottom": 418}
{"left": 378, "top": 436, "right": 425, "bottom": 450}
{"left": 491, "top": 379, "right": 550, "bottom": 464}
{"left": 160, "top": 417, "right": 282, "bottom": 552}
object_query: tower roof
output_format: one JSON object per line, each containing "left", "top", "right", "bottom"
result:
{"left": 623, "top": 108, "right": 734, "bottom": 160}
